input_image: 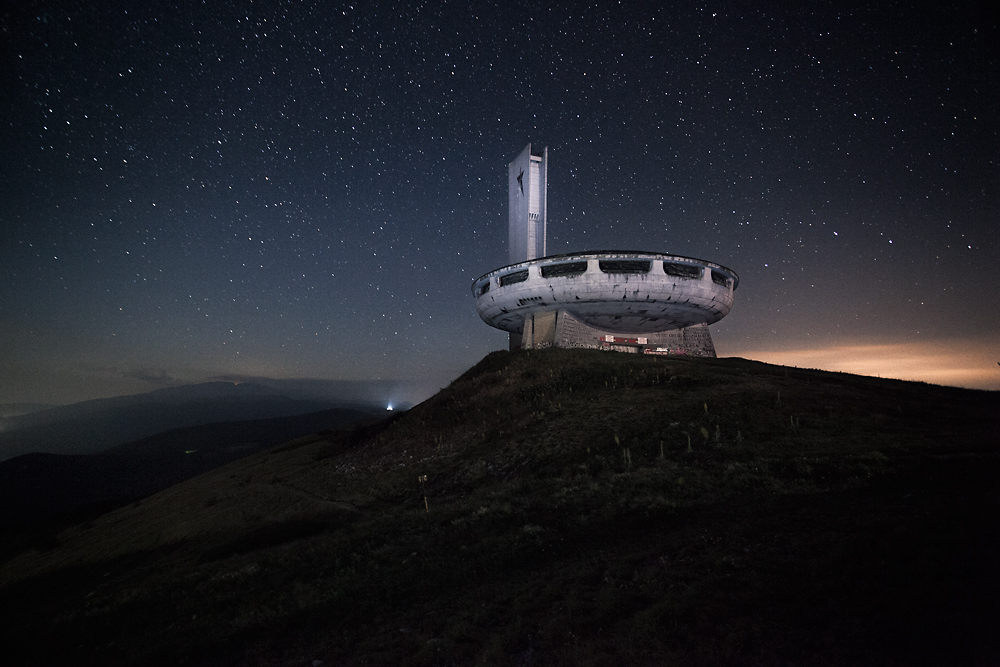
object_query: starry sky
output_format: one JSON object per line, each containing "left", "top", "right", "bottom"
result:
{"left": 2, "top": 0, "right": 998, "bottom": 407}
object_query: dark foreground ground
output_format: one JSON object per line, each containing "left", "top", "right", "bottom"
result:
{"left": 2, "top": 349, "right": 998, "bottom": 666}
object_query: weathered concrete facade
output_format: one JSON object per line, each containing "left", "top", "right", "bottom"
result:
{"left": 508, "top": 144, "right": 547, "bottom": 264}
{"left": 473, "top": 251, "right": 735, "bottom": 357}
{"left": 474, "top": 252, "right": 736, "bottom": 335}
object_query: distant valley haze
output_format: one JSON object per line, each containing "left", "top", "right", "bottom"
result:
{"left": 0, "top": 379, "right": 410, "bottom": 462}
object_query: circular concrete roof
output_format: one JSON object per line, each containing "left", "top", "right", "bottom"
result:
{"left": 472, "top": 251, "right": 738, "bottom": 335}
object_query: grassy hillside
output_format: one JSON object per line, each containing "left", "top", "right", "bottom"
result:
{"left": 2, "top": 349, "right": 998, "bottom": 666}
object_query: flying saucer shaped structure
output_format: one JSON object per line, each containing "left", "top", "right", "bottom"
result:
{"left": 472, "top": 250, "right": 738, "bottom": 335}
{"left": 473, "top": 144, "right": 739, "bottom": 355}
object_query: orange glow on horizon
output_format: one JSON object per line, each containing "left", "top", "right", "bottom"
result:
{"left": 727, "top": 341, "right": 1000, "bottom": 391}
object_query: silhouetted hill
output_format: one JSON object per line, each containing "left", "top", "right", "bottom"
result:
{"left": 1, "top": 349, "right": 998, "bottom": 666}
{"left": 3, "top": 382, "right": 280, "bottom": 428}
{"left": 0, "top": 403, "right": 56, "bottom": 418}
{"left": 0, "top": 407, "right": 382, "bottom": 527}
{"left": 0, "top": 382, "right": 382, "bottom": 461}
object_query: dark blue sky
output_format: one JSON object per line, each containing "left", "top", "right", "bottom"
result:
{"left": 2, "top": 0, "right": 998, "bottom": 405}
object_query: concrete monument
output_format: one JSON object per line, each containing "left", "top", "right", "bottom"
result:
{"left": 473, "top": 144, "right": 738, "bottom": 356}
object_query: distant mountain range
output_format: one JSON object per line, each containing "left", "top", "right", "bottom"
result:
{"left": 0, "top": 406, "right": 382, "bottom": 526}
{"left": 0, "top": 403, "right": 57, "bottom": 419}
{"left": 0, "top": 381, "right": 392, "bottom": 462}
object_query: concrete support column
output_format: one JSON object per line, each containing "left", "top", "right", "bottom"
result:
{"left": 518, "top": 310, "right": 558, "bottom": 350}
{"left": 532, "top": 311, "right": 557, "bottom": 348}
{"left": 521, "top": 315, "right": 534, "bottom": 349}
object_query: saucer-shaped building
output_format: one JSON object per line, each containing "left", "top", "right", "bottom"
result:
{"left": 473, "top": 145, "right": 738, "bottom": 356}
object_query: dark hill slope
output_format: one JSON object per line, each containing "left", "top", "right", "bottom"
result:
{"left": 2, "top": 349, "right": 998, "bottom": 666}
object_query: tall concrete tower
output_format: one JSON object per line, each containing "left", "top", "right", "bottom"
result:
{"left": 508, "top": 144, "right": 548, "bottom": 264}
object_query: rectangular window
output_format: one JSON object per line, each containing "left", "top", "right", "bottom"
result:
{"left": 664, "top": 262, "right": 701, "bottom": 279}
{"left": 499, "top": 269, "right": 530, "bottom": 287}
{"left": 478, "top": 281, "right": 491, "bottom": 296}
{"left": 711, "top": 270, "right": 730, "bottom": 287}
{"left": 540, "top": 261, "right": 588, "bottom": 278}
{"left": 599, "top": 260, "right": 650, "bottom": 274}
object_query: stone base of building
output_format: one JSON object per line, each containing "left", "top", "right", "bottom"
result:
{"left": 508, "top": 309, "right": 717, "bottom": 357}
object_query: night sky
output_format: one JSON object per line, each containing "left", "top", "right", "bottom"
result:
{"left": 2, "top": 1, "right": 998, "bottom": 407}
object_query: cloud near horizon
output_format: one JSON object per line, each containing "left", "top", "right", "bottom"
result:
{"left": 127, "top": 369, "right": 187, "bottom": 387}
{"left": 731, "top": 341, "right": 1000, "bottom": 391}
